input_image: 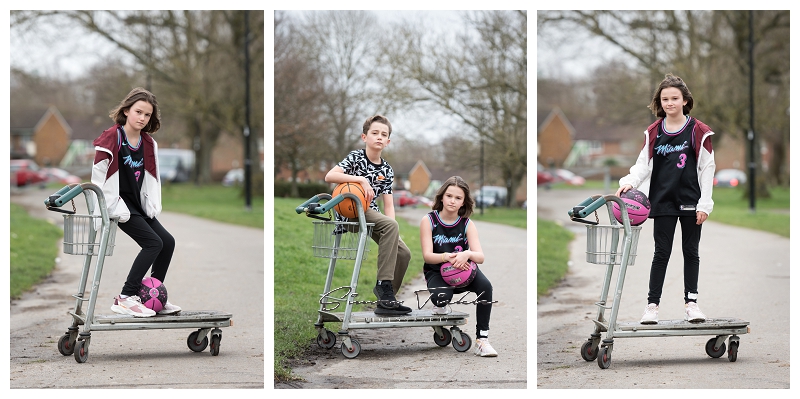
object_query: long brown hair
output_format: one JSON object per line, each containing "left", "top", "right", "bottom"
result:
{"left": 648, "top": 73, "right": 694, "bottom": 118}
{"left": 432, "top": 176, "right": 474, "bottom": 218}
{"left": 109, "top": 87, "right": 161, "bottom": 134}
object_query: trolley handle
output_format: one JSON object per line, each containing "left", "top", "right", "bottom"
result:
{"left": 44, "top": 184, "right": 83, "bottom": 213}
{"left": 295, "top": 193, "right": 334, "bottom": 215}
{"left": 568, "top": 195, "right": 605, "bottom": 220}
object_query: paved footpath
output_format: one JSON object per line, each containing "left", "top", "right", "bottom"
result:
{"left": 536, "top": 188, "right": 790, "bottom": 389}
{"left": 277, "top": 206, "right": 528, "bottom": 389}
{"left": 9, "top": 187, "right": 264, "bottom": 388}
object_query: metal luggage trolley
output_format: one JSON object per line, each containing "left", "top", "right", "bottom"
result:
{"left": 45, "top": 183, "right": 232, "bottom": 363}
{"left": 568, "top": 194, "right": 750, "bottom": 369}
{"left": 296, "top": 192, "right": 471, "bottom": 359}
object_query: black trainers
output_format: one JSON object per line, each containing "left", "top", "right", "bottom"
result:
{"left": 373, "top": 281, "right": 411, "bottom": 315}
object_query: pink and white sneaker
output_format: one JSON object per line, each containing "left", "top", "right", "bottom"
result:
{"left": 111, "top": 295, "right": 155, "bottom": 317}
{"left": 157, "top": 301, "right": 182, "bottom": 315}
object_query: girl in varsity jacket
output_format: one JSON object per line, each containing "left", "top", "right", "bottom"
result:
{"left": 616, "top": 74, "right": 715, "bottom": 325}
{"left": 91, "top": 87, "right": 180, "bottom": 318}
{"left": 419, "top": 176, "right": 498, "bottom": 357}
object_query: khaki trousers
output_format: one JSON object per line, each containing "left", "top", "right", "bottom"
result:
{"left": 362, "top": 208, "right": 411, "bottom": 294}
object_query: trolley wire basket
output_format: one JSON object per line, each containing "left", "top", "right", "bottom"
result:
{"left": 62, "top": 214, "right": 119, "bottom": 256}
{"left": 585, "top": 224, "right": 642, "bottom": 266}
{"left": 312, "top": 220, "right": 374, "bottom": 260}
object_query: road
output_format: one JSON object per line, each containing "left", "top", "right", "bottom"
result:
{"left": 276, "top": 206, "right": 528, "bottom": 389}
{"left": 9, "top": 186, "right": 264, "bottom": 388}
{"left": 536, "top": 188, "right": 790, "bottom": 389}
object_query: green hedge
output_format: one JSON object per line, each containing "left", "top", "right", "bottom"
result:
{"left": 274, "top": 181, "right": 331, "bottom": 198}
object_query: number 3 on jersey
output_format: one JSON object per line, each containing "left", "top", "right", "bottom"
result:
{"left": 677, "top": 153, "right": 687, "bottom": 169}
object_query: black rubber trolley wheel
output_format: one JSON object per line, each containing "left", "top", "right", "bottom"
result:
{"left": 210, "top": 334, "right": 221, "bottom": 356}
{"left": 433, "top": 328, "right": 452, "bottom": 347}
{"left": 317, "top": 330, "right": 337, "bottom": 349}
{"left": 187, "top": 330, "right": 209, "bottom": 352}
{"left": 597, "top": 347, "right": 612, "bottom": 369}
{"left": 74, "top": 340, "right": 89, "bottom": 363}
{"left": 452, "top": 332, "right": 472, "bottom": 352}
{"left": 58, "top": 334, "right": 74, "bottom": 356}
{"left": 705, "top": 338, "right": 726, "bottom": 358}
{"left": 341, "top": 338, "right": 361, "bottom": 359}
{"left": 581, "top": 340, "right": 598, "bottom": 361}
{"left": 727, "top": 341, "right": 739, "bottom": 362}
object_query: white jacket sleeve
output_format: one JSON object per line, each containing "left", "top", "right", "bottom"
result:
{"left": 696, "top": 132, "right": 716, "bottom": 215}
{"left": 618, "top": 130, "right": 653, "bottom": 196}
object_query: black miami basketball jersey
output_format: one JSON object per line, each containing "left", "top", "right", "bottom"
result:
{"left": 118, "top": 128, "right": 146, "bottom": 216}
{"left": 648, "top": 116, "right": 701, "bottom": 217}
{"left": 422, "top": 211, "right": 470, "bottom": 273}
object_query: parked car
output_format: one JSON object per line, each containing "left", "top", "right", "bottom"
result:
{"left": 392, "top": 190, "right": 419, "bottom": 207}
{"left": 475, "top": 186, "right": 508, "bottom": 208}
{"left": 415, "top": 195, "right": 434, "bottom": 208}
{"left": 42, "top": 167, "right": 82, "bottom": 185}
{"left": 222, "top": 168, "right": 244, "bottom": 186}
{"left": 158, "top": 148, "right": 194, "bottom": 183}
{"left": 553, "top": 169, "right": 586, "bottom": 186}
{"left": 10, "top": 159, "right": 48, "bottom": 188}
{"left": 537, "top": 163, "right": 554, "bottom": 186}
{"left": 714, "top": 169, "right": 747, "bottom": 187}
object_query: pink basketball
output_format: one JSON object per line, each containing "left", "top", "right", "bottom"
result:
{"left": 138, "top": 277, "right": 168, "bottom": 312}
{"left": 440, "top": 260, "right": 478, "bottom": 288}
{"left": 612, "top": 188, "right": 651, "bottom": 226}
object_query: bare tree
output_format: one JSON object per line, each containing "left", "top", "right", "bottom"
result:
{"left": 388, "top": 10, "right": 527, "bottom": 206}
{"left": 274, "top": 11, "right": 329, "bottom": 197}
{"left": 293, "top": 11, "right": 393, "bottom": 164}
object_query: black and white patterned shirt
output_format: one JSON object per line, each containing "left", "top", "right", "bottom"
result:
{"left": 335, "top": 149, "right": 394, "bottom": 220}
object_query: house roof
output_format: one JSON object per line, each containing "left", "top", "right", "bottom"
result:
{"left": 537, "top": 107, "right": 576, "bottom": 138}
{"left": 10, "top": 106, "right": 73, "bottom": 138}
{"left": 570, "top": 117, "right": 643, "bottom": 142}
{"left": 536, "top": 107, "right": 643, "bottom": 142}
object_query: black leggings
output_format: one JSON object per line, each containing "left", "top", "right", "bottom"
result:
{"left": 116, "top": 214, "right": 175, "bottom": 296}
{"left": 647, "top": 215, "right": 702, "bottom": 305}
{"left": 425, "top": 267, "right": 493, "bottom": 338}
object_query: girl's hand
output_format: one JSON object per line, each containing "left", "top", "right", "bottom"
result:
{"left": 450, "top": 252, "right": 471, "bottom": 270}
{"left": 696, "top": 211, "right": 708, "bottom": 225}
{"left": 616, "top": 184, "right": 632, "bottom": 197}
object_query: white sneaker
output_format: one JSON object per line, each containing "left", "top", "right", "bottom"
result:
{"left": 111, "top": 295, "right": 156, "bottom": 317}
{"left": 431, "top": 305, "right": 450, "bottom": 315}
{"left": 685, "top": 302, "right": 706, "bottom": 322}
{"left": 157, "top": 301, "right": 182, "bottom": 315}
{"left": 640, "top": 303, "right": 659, "bottom": 324}
{"left": 474, "top": 338, "right": 498, "bottom": 357}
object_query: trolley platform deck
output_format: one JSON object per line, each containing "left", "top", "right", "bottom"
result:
{"left": 318, "top": 310, "right": 468, "bottom": 327}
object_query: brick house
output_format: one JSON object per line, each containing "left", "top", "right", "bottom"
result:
{"left": 10, "top": 106, "right": 72, "bottom": 166}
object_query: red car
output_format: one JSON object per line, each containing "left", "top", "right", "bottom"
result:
{"left": 537, "top": 163, "right": 554, "bottom": 186}
{"left": 392, "top": 190, "right": 419, "bottom": 207}
{"left": 10, "top": 159, "right": 48, "bottom": 187}
{"left": 42, "top": 167, "right": 82, "bottom": 185}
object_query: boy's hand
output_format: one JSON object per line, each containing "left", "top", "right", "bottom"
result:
{"left": 361, "top": 177, "right": 375, "bottom": 204}
{"left": 696, "top": 211, "right": 708, "bottom": 225}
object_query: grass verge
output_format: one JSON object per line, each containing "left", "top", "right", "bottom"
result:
{"left": 470, "top": 206, "right": 527, "bottom": 229}
{"left": 536, "top": 218, "right": 573, "bottom": 298}
{"left": 10, "top": 203, "right": 63, "bottom": 299}
{"left": 709, "top": 186, "right": 789, "bottom": 238}
{"left": 160, "top": 183, "right": 264, "bottom": 229}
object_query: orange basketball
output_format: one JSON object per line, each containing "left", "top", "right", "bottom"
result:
{"left": 332, "top": 182, "right": 367, "bottom": 218}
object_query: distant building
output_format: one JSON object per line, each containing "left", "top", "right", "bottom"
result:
{"left": 10, "top": 106, "right": 71, "bottom": 166}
